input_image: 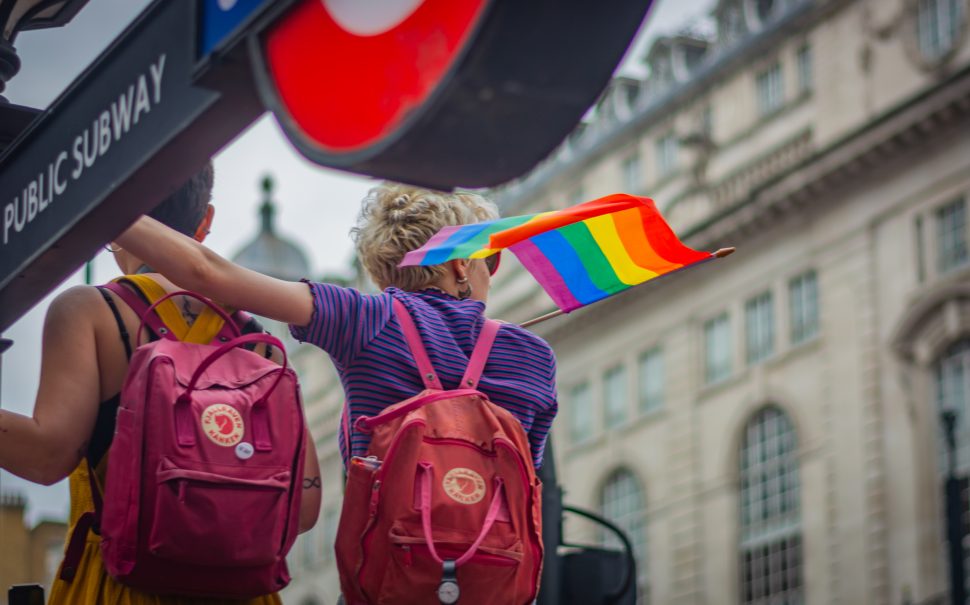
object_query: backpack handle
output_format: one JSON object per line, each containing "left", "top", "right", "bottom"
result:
{"left": 136, "top": 290, "right": 241, "bottom": 346}
{"left": 417, "top": 462, "right": 506, "bottom": 567}
{"left": 175, "top": 332, "right": 288, "bottom": 451}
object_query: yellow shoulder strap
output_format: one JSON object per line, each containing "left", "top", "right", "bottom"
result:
{"left": 118, "top": 275, "right": 229, "bottom": 344}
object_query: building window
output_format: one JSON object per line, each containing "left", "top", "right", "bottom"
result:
{"left": 756, "top": 63, "right": 784, "bottom": 116}
{"left": 604, "top": 365, "right": 628, "bottom": 429}
{"left": 937, "top": 197, "right": 969, "bottom": 273}
{"left": 638, "top": 348, "right": 664, "bottom": 414}
{"left": 796, "top": 45, "right": 812, "bottom": 94}
{"left": 321, "top": 507, "right": 339, "bottom": 564}
{"left": 705, "top": 313, "right": 732, "bottom": 384}
{"left": 934, "top": 339, "right": 970, "bottom": 591}
{"left": 739, "top": 407, "right": 803, "bottom": 605}
{"left": 754, "top": 0, "right": 777, "bottom": 23}
{"left": 701, "top": 105, "right": 714, "bottom": 139}
{"left": 746, "top": 292, "right": 775, "bottom": 364}
{"left": 937, "top": 339, "right": 970, "bottom": 465}
{"left": 917, "top": 0, "right": 965, "bottom": 61}
{"left": 600, "top": 469, "right": 647, "bottom": 597}
{"left": 916, "top": 215, "right": 927, "bottom": 283}
{"left": 789, "top": 272, "right": 818, "bottom": 345}
{"left": 569, "top": 382, "right": 594, "bottom": 444}
{"left": 623, "top": 152, "right": 642, "bottom": 193}
{"left": 300, "top": 528, "right": 316, "bottom": 568}
{"left": 656, "top": 132, "right": 679, "bottom": 178}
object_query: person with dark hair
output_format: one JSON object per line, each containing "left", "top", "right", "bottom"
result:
{"left": 146, "top": 161, "right": 215, "bottom": 237}
{"left": 0, "top": 163, "right": 320, "bottom": 605}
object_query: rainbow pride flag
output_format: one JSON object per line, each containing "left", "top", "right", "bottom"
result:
{"left": 400, "top": 194, "right": 714, "bottom": 313}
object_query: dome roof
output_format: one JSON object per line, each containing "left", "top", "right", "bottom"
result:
{"left": 231, "top": 175, "right": 311, "bottom": 282}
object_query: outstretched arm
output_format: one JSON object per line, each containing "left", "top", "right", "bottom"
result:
{"left": 116, "top": 216, "right": 314, "bottom": 327}
{"left": 0, "top": 288, "right": 102, "bottom": 485}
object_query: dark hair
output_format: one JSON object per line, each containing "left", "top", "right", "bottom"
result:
{"left": 148, "top": 161, "right": 214, "bottom": 236}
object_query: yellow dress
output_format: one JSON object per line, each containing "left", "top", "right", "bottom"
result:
{"left": 48, "top": 277, "right": 282, "bottom": 604}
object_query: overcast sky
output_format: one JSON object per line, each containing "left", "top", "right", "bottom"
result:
{"left": 0, "top": 0, "right": 714, "bottom": 525}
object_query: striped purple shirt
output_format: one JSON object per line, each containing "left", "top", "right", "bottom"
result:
{"left": 289, "top": 283, "right": 558, "bottom": 468}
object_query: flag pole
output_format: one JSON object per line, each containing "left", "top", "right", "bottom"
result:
{"left": 518, "top": 247, "right": 735, "bottom": 329}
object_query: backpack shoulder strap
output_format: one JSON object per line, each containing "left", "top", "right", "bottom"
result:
{"left": 96, "top": 287, "right": 133, "bottom": 360}
{"left": 392, "top": 298, "right": 442, "bottom": 390}
{"left": 102, "top": 281, "right": 173, "bottom": 341}
{"left": 113, "top": 276, "right": 238, "bottom": 344}
{"left": 460, "top": 318, "right": 501, "bottom": 389}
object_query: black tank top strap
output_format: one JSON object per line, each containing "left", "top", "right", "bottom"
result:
{"left": 96, "top": 287, "right": 133, "bottom": 360}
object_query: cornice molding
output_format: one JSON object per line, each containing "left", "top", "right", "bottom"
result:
{"left": 536, "top": 65, "right": 970, "bottom": 344}
{"left": 687, "top": 64, "right": 970, "bottom": 249}
{"left": 492, "top": 0, "right": 851, "bottom": 212}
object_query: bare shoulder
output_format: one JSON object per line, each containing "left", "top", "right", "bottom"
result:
{"left": 44, "top": 285, "right": 106, "bottom": 326}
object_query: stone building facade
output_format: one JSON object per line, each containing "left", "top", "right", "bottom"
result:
{"left": 0, "top": 492, "right": 66, "bottom": 604}
{"left": 482, "top": 0, "right": 970, "bottom": 603}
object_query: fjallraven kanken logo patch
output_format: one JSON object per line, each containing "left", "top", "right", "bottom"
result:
{"left": 201, "top": 404, "right": 244, "bottom": 447}
{"left": 442, "top": 468, "right": 486, "bottom": 505}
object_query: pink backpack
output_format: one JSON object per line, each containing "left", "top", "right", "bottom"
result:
{"left": 59, "top": 286, "right": 306, "bottom": 599}
{"left": 334, "top": 299, "right": 543, "bottom": 605}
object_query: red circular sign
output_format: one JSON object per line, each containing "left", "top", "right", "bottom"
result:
{"left": 264, "top": 0, "right": 488, "bottom": 152}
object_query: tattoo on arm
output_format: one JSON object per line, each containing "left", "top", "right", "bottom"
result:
{"left": 303, "top": 477, "right": 321, "bottom": 489}
{"left": 181, "top": 297, "right": 200, "bottom": 323}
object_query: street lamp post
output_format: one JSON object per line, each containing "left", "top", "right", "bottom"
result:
{"left": 942, "top": 409, "right": 967, "bottom": 605}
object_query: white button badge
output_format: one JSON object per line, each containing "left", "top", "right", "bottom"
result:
{"left": 235, "top": 442, "right": 254, "bottom": 460}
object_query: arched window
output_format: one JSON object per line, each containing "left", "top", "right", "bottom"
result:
{"left": 739, "top": 407, "right": 803, "bottom": 605}
{"left": 936, "top": 339, "right": 970, "bottom": 441}
{"left": 600, "top": 468, "right": 647, "bottom": 597}
{"left": 935, "top": 338, "right": 970, "bottom": 595}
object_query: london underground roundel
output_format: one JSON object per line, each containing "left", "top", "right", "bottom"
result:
{"left": 262, "top": 0, "right": 487, "bottom": 153}
{"left": 252, "top": 0, "right": 653, "bottom": 188}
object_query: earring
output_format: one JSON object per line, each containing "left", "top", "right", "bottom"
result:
{"left": 104, "top": 243, "right": 121, "bottom": 253}
{"left": 456, "top": 276, "right": 472, "bottom": 300}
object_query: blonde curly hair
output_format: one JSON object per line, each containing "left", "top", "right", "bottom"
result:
{"left": 352, "top": 183, "right": 499, "bottom": 291}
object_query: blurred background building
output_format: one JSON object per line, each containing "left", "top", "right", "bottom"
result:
{"left": 481, "top": 0, "right": 970, "bottom": 603}
{"left": 0, "top": 492, "right": 66, "bottom": 604}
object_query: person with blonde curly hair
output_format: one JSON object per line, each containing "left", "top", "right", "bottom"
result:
{"left": 116, "top": 182, "right": 558, "bottom": 470}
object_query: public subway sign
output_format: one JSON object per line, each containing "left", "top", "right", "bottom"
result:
{"left": 0, "top": 0, "right": 652, "bottom": 331}
{"left": 3, "top": 55, "right": 167, "bottom": 246}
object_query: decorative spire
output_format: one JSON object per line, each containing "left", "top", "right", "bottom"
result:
{"left": 259, "top": 174, "right": 275, "bottom": 234}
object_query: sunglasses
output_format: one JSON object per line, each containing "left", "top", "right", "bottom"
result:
{"left": 484, "top": 252, "right": 501, "bottom": 276}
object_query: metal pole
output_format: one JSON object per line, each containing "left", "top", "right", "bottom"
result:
{"left": 0, "top": 336, "right": 10, "bottom": 538}
{"left": 942, "top": 410, "right": 966, "bottom": 605}
{"left": 536, "top": 439, "right": 562, "bottom": 605}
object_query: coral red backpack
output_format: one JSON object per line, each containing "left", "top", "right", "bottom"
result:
{"left": 335, "top": 299, "right": 543, "bottom": 605}
{"left": 59, "top": 283, "right": 306, "bottom": 599}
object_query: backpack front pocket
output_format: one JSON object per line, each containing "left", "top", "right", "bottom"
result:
{"left": 148, "top": 457, "right": 291, "bottom": 567}
{"left": 379, "top": 527, "right": 523, "bottom": 605}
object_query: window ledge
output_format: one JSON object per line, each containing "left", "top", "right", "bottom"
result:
{"left": 699, "top": 371, "right": 746, "bottom": 399}
{"left": 699, "top": 336, "right": 825, "bottom": 402}
{"left": 627, "top": 407, "right": 667, "bottom": 432}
